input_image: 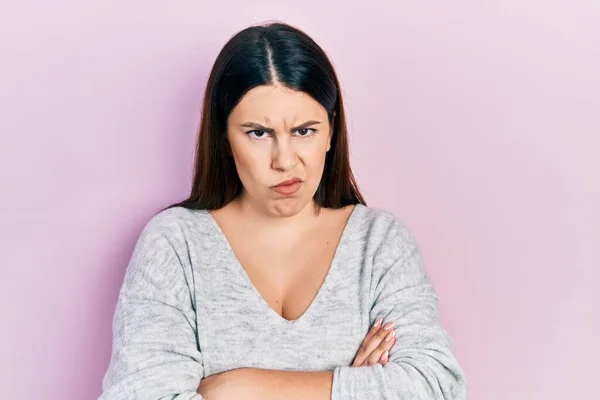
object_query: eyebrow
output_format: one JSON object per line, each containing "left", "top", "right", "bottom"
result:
{"left": 239, "top": 120, "right": 321, "bottom": 133}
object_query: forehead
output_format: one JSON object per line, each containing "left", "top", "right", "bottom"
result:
{"left": 231, "top": 84, "right": 326, "bottom": 122}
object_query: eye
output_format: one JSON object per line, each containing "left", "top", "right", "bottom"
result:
{"left": 295, "top": 128, "right": 317, "bottom": 137}
{"left": 246, "top": 130, "right": 272, "bottom": 139}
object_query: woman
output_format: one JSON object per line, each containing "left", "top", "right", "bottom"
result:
{"left": 100, "top": 22, "right": 467, "bottom": 399}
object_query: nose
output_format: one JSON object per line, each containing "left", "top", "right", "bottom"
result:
{"left": 271, "top": 136, "right": 299, "bottom": 171}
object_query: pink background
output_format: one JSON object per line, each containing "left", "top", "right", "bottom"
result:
{"left": 1, "top": 1, "right": 598, "bottom": 399}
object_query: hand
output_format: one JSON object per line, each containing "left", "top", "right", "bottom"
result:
{"left": 197, "top": 368, "right": 258, "bottom": 399}
{"left": 351, "top": 318, "right": 396, "bottom": 367}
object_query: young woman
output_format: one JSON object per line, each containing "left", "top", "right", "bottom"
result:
{"left": 100, "top": 22, "right": 467, "bottom": 399}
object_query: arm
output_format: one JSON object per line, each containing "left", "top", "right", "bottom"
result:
{"left": 204, "top": 368, "right": 334, "bottom": 400}
{"left": 331, "top": 221, "right": 467, "bottom": 399}
{"left": 99, "top": 212, "right": 204, "bottom": 400}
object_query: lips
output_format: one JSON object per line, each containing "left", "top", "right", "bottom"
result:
{"left": 273, "top": 177, "right": 302, "bottom": 187}
{"left": 271, "top": 177, "right": 303, "bottom": 196}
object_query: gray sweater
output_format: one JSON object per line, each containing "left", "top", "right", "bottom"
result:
{"left": 100, "top": 204, "right": 467, "bottom": 399}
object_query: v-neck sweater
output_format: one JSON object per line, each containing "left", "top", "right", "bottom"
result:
{"left": 99, "top": 204, "right": 467, "bottom": 399}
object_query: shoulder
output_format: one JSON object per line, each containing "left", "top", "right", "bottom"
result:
{"left": 353, "top": 204, "right": 418, "bottom": 255}
{"left": 128, "top": 206, "right": 211, "bottom": 262}
{"left": 141, "top": 206, "right": 207, "bottom": 238}
{"left": 348, "top": 204, "right": 421, "bottom": 276}
{"left": 121, "top": 207, "right": 201, "bottom": 299}
{"left": 350, "top": 205, "right": 430, "bottom": 288}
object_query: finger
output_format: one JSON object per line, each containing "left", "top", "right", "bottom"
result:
{"left": 353, "top": 320, "right": 394, "bottom": 366}
{"left": 351, "top": 319, "right": 382, "bottom": 366}
{"left": 371, "top": 337, "right": 396, "bottom": 366}
{"left": 362, "top": 328, "right": 396, "bottom": 366}
{"left": 363, "top": 332, "right": 396, "bottom": 367}
{"left": 363, "top": 318, "right": 383, "bottom": 343}
{"left": 381, "top": 337, "right": 397, "bottom": 365}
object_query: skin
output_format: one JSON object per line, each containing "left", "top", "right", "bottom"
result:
{"left": 197, "top": 83, "right": 396, "bottom": 399}
{"left": 352, "top": 319, "right": 397, "bottom": 366}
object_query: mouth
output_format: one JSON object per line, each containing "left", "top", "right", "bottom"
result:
{"left": 271, "top": 177, "right": 303, "bottom": 195}
{"left": 273, "top": 177, "right": 302, "bottom": 187}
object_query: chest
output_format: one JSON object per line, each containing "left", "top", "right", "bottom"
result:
{"left": 230, "top": 236, "right": 339, "bottom": 321}
{"left": 192, "top": 237, "right": 372, "bottom": 376}
{"left": 211, "top": 207, "right": 349, "bottom": 322}
{"left": 193, "top": 206, "right": 372, "bottom": 375}
{"left": 194, "top": 261, "right": 370, "bottom": 376}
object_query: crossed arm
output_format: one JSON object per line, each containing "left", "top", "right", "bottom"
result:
{"left": 197, "top": 317, "right": 399, "bottom": 398}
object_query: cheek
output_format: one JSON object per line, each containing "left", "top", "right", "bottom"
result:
{"left": 300, "top": 144, "right": 329, "bottom": 174}
{"left": 232, "top": 145, "right": 269, "bottom": 182}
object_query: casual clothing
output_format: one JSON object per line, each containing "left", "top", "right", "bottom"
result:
{"left": 100, "top": 204, "right": 467, "bottom": 399}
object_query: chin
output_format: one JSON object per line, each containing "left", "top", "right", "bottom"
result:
{"left": 269, "top": 197, "right": 311, "bottom": 217}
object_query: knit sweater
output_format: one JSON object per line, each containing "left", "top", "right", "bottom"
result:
{"left": 99, "top": 203, "right": 467, "bottom": 399}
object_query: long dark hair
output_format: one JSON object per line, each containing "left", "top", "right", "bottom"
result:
{"left": 162, "top": 21, "right": 366, "bottom": 213}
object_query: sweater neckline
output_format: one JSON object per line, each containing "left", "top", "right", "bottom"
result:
{"left": 203, "top": 203, "right": 364, "bottom": 327}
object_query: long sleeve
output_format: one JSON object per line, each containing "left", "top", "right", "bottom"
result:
{"left": 331, "top": 219, "right": 467, "bottom": 400}
{"left": 99, "top": 211, "right": 204, "bottom": 400}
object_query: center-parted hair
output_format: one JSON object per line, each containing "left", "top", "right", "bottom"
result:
{"left": 164, "top": 21, "right": 366, "bottom": 212}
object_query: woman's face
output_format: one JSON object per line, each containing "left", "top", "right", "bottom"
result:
{"left": 226, "top": 84, "right": 332, "bottom": 217}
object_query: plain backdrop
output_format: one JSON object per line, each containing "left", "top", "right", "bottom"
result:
{"left": 1, "top": 1, "right": 598, "bottom": 399}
